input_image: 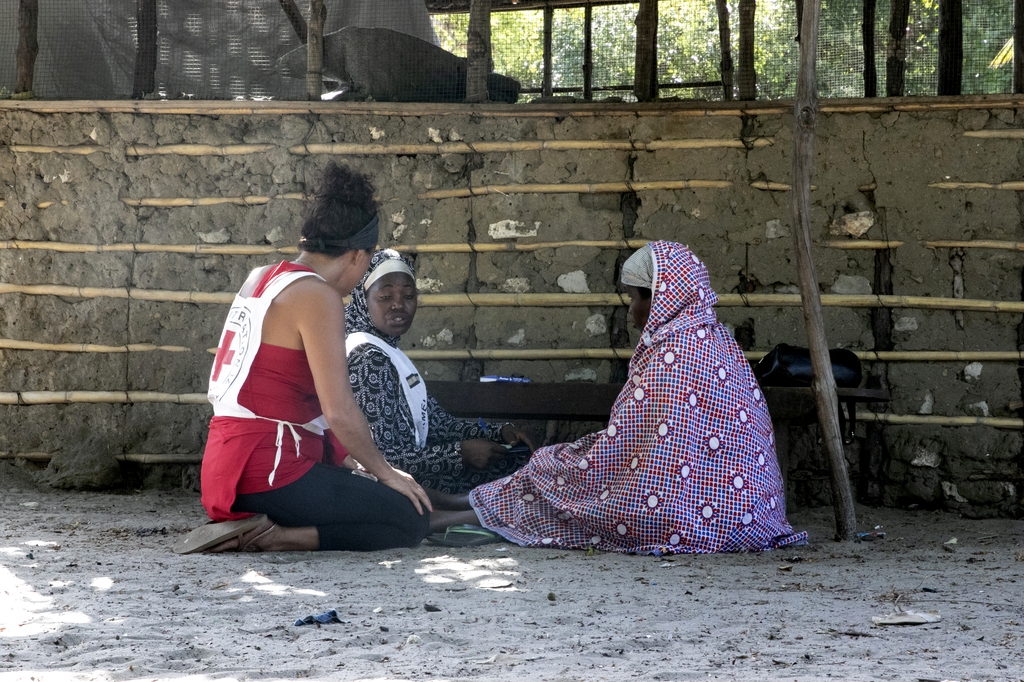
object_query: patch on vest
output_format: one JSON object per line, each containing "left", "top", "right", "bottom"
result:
{"left": 406, "top": 373, "right": 421, "bottom": 389}
{"left": 209, "top": 304, "right": 254, "bottom": 400}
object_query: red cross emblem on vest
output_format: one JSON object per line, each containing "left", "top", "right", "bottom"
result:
{"left": 212, "top": 330, "right": 237, "bottom": 381}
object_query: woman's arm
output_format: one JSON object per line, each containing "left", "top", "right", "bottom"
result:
{"left": 284, "top": 280, "right": 431, "bottom": 514}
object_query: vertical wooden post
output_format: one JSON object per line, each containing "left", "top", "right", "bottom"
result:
{"left": 466, "top": 0, "right": 492, "bottom": 103}
{"left": 790, "top": 0, "right": 857, "bottom": 541}
{"left": 634, "top": 0, "right": 658, "bottom": 102}
{"left": 861, "top": 245, "right": 892, "bottom": 504}
{"left": 886, "top": 0, "right": 910, "bottom": 96}
{"left": 863, "top": 0, "right": 877, "bottom": 97}
{"left": 279, "top": 0, "right": 308, "bottom": 43}
{"left": 15, "top": 0, "right": 39, "bottom": 97}
{"left": 1016, "top": 0, "right": 1024, "bottom": 93}
{"left": 132, "top": 0, "right": 158, "bottom": 99}
{"left": 583, "top": 3, "right": 594, "bottom": 100}
{"left": 307, "top": 0, "right": 326, "bottom": 101}
{"left": 543, "top": 4, "right": 554, "bottom": 97}
{"left": 715, "top": 0, "right": 734, "bottom": 100}
{"left": 737, "top": 0, "right": 756, "bottom": 100}
{"left": 937, "top": 0, "right": 962, "bottom": 95}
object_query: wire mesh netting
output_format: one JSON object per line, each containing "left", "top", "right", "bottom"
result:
{"left": 0, "top": 0, "right": 1017, "bottom": 103}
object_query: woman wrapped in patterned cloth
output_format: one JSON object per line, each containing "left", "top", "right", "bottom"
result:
{"left": 437, "top": 241, "right": 806, "bottom": 554}
{"left": 345, "top": 249, "right": 535, "bottom": 494}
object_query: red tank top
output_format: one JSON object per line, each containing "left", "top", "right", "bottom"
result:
{"left": 201, "top": 262, "right": 348, "bottom": 522}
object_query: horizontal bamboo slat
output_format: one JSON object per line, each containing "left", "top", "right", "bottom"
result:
{"left": 289, "top": 138, "right": 774, "bottom": 156}
{"left": 0, "top": 240, "right": 298, "bottom": 255}
{"left": 126, "top": 144, "right": 276, "bottom": 156}
{"left": 9, "top": 145, "right": 109, "bottom": 155}
{"left": 857, "top": 411, "right": 1024, "bottom": 430}
{"left": 0, "top": 452, "right": 203, "bottom": 463}
{"left": 0, "top": 339, "right": 188, "bottom": 353}
{"left": 0, "top": 391, "right": 207, "bottom": 405}
{"left": 0, "top": 282, "right": 234, "bottom": 304}
{"left": 963, "top": 130, "right": 1024, "bottom": 139}
{"left": 929, "top": 181, "right": 1024, "bottom": 190}
{"left": 824, "top": 240, "right": 904, "bottom": 250}
{"left": 121, "top": 194, "right": 305, "bottom": 207}
{"left": 925, "top": 240, "right": 1024, "bottom": 251}
{"left": 419, "top": 179, "right": 732, "bottom": 199}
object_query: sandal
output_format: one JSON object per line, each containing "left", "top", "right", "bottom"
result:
{"left": 172, "top": 514, "right": 269, "bottom": 554}
{"left": 426, "top": 524, "right": 506, "bottom": 548}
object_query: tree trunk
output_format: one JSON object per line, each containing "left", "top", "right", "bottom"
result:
{"left": 306, "top": 0, "right": 326, "bottom": 100}
{"left": 715, "top": 0, "right": 733, "bottom": 100}
{"left": 633, "top": 0, "right": 658, "bottom": 102}
{"left": 738, "top": 0, "right": 756, "bottom": 100}
{"left": 863, "top": 0, "right": 877, "bottom": 97}
{"left": 790, "top": 0, "right": 858, "bottom": 541}
{"left": 583, "top": 3, "right": 593, "bottom": 100}
{"left": 937, "top": 0, "right": 962, "bottom": 95}
{"left": 886, "top": 0, "right": 911, "bottom": 96}
{"left": 1016, "top": 0, "right": 1024, "bottom": 93}
{"left": 466, "top": 0, "right": 492, "bottom": 103}
{"left": 132, "top": 0, "right": 158, "bottom": 99}
{"left": 543, "top": 5, "right": 554, "bottom": 97}
{"left": 15, "top": 0, "right": 38, "bottom": 95}
{"left": 278, "top": 0, "right": 308, "bottom": 43}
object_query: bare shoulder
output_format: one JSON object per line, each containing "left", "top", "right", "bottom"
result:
{"left": 276, "top": 275, "right": 344, "bottom": 317}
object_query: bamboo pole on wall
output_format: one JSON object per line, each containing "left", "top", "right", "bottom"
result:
{"left": 858, "top": 412, "right": 1024, "bottom": 429}
{"left": 634, "top": 0, "right": 658, "bottom": 102}
{"left": 928, "top": 181, "right": 1024, "bottom": 190}
{"left": 543, "top": 4, "right": 554, "bottom": 98}
{"left": 306, "top": 0, "right": 326, "bottom": 101}
{"left": 963, "top": 130, "right": 1024, "bottom": 138}
{"left": 419, "top": 179, "right": 732, "bottom": 199}
{"left": 1016, "top": 0, "right": 1024, "bottom": 93}
{"left": 791, "top": 0, "right": 857, "bottom": 541}
{"left": 886, "top": 0, "right": 911, "bottom": 96}
{"left": 9, "top": 145, "right": 108, "bottom": 155}
{"left": 288, "top": 138, "right": 774, "bottom": 154}
{"left": 466, "top": 0, "right": 492, "bottom": 103}
{"left": 15, "top": 0, "right": 38, "bottom": 97}
{"left": 121, "top": 194, "right": 305, "bottom": 207}
{"left": 0, "top": 391, "right": 207, "bottom": 405}
{"left": 132, "top": 0, "right": 158, "bottom": 99}
{"left": 862, "top": 0, "right": 877, "bottom": 98}
{"left": 925, "top": 240, "right": 1024, "bottom": 250}
{"left": 714, "top": 0, "right": 734, "bottom": 101}
{"left": 126, "top": 144, "right": 276, "bottom": 156}
{"left": 937, "top": 0, "right": 963, "bottom": 96}
{"left": 825, "top": 240, "right": 904, "bottom": 249}
{"left": 0, "top": 339, "right": 188, "bottom": 353}
{"left": 737, "top": 0, "right": 756, "bottom": 100}
{"left": 583, "top": 3, "right": 593, "bottom": 100}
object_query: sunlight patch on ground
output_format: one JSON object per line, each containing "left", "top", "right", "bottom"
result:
{"left": 415, "top": 554, "right": 520, "bottom": 589}
{"left": 89, "top": 577, "right": 114, "bottom": 591}
{"left": 238, "top": 569, "right": 327, "bottom": 597}
{"left": 0, "top": 563, "right": 91, "bottom": 637}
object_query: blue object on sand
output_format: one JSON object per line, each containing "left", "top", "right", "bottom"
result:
{"left": 294, "top": 609, "right": 349, "bottom": 626}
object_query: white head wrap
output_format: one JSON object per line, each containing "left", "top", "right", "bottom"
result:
{"left": 620, "top": 243, "right": 654, "bottom": 289}
{"left": 363, "top": 257, "right": 415, "bottom": 291}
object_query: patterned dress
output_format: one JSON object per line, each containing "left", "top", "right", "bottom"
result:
{"left": 470, "top": 241, "right": 807, "bottom": 554}
{"left": 346, "top": 250, "right": 530, "bottom": 494}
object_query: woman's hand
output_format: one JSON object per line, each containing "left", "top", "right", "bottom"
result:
{"left": 377, "top": 467, "right": 433, "bottom": 515}
{"left": 500, "top": 423, "right": 537, "bottom": 452}
{"left": 461, "top": 439, "right": 507, "bottom": 470}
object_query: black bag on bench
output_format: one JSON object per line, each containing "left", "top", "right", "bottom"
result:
{"left": 753, "top": 343, "right": 862, "bottom": 388}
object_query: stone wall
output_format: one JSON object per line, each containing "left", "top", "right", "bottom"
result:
{"left": 1, "top": 99, "right": 1021, "bottom": 516}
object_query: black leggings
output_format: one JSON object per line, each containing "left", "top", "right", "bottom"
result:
{"left": 233, "top": 464, "right": 429, "bottom": 551}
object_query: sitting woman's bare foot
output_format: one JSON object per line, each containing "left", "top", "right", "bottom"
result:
{"left": 205, "top": 516, "right": 321, "bottom": 553}
{"left": 425, "top": 488, "right": 472, "bottom": 511}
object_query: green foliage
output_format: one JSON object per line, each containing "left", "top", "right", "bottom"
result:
{"left": 432, "top": 0, "right": 1013, "bottom": 101}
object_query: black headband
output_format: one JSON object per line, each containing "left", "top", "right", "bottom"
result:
{"left": 300, "top": 214, "right": 380, "bottom": 253}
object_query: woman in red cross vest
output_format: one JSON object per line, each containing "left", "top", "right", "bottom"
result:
{"left": 174, "top": 163, "right": 432, "bottom": 553}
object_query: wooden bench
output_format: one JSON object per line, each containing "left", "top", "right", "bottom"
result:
{"left": 427, "top": 381, "right": 889, "bottom": 485}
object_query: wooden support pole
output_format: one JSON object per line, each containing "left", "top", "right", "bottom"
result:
{"left": 543, "top": 4, "right": 554, "bottom": 97}
{"left": 737, "top": 0, "right": 756, "bottom": 100}
{"left": 886, "top": 0, "right": 911, "bottom": 96}
{"left": 862, "top": 0, "right": 877, "bottom": 98}
{"left": 633, "top": 0, "right": 658, "bottom": 102}
{"left": 132, "top": 0, "right": 158, "bottom": 99}
{"left": 583, "top": 3, "right": 593, "bottom": 100}
{"left": 278, "top": 0, "right": 308, "bottom": 43}
{"left": 791, "top": 0, "right": 857, "bottom": 541}
{"left": 715, "top": 0, "right": 734, "bottom": 101}
{"left": 15, "top": 0, "right": 38, "bottom": 97}
{"left": 937, "top": 0, "right": 963, "bottom": 96}
{"left": 1016, "top": 0, "right": 1024, "bottom": 93}
{"left": 306, "top": 0, "right": 326, "bottom": 101}
{"left": 466, "top": 0, "right": 492, "bottom": 103}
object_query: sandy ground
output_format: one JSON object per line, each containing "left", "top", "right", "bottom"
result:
{"left": 1, "top": 462, "right": 1023, "bottom": 682}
